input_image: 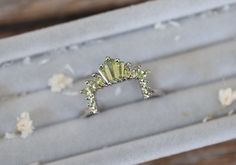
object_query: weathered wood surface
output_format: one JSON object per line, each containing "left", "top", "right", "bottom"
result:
{"left": 0, "top": 0, "right": 146, "bottom": 38}
{"left": 141, "top": 139, "right": 236, "bottom": 165}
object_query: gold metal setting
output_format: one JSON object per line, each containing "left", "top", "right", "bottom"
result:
{"left": 80, "top": 57, "right": 154, "bottom": 116}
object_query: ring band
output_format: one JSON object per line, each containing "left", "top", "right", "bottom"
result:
{"left": 80, "top": 57, "right": 154, "bottom": 117}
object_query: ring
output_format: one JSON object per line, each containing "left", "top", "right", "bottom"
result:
{"left": 80, "top": 57, "right": 154, "bottom": 117}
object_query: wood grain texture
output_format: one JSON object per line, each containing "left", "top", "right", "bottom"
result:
{"left": 0, "top": 0, "right": 147, "bottom": 25}
{"left": 141, "top": 139, "right": 236, "bottom": 165}
{"left": 0, "top": 0, "right": 147, "bottom": 38}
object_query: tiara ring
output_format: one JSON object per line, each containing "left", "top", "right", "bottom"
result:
{"left": 80, "top": 57, "right": 154, "bottom": 117}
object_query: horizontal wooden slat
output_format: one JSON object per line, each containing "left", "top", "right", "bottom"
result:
{"left": 142, "top": 139, "right": 236, "bottom": 165}
{"left": 0, "top": 0, "right": 146, "bottom": 26}
{"left": 0, "top": 0, "right": 147, "bottom": 38}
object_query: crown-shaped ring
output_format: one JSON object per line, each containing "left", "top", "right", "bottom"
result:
{"left": 80, "top": 57, "right": 154, "bottom": 117}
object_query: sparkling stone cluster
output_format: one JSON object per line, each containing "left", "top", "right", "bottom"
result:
{"left": 132, "top": 66, "right": 154, "bottom": 99}
{"left": 81, "top": 57, "right": 154, "bottom": 115}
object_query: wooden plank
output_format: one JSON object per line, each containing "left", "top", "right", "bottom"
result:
{"left": 0, "top": 0, "right": 146, "bottom": 38}
{"left": 0, "top": 0, "right": 147, "bottom": 26}
{"left": 141, "top": 139, "right": 236, "bottom": 165}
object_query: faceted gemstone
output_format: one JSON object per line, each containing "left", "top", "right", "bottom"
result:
{"left": 131, "top": 69, "right": 138, "bottom": 79}
{"left": 112, "top": 60, "right": 121, "bottom": 81}
{"left": 105, "top": 56, "right": 111, "bottom": 61}
{"left": 124, "top": 64, "right": 131, "bottom": 79}
{"left": 88, "top": 99, "right": 96, "bottom": 107}
{"left": 94, "top": 74, "right": 106, "bottom": 87}
{"left": 91, "top": 84, "right": 97, "bottom": 92}
{"left": 89, "top": 105, "right": 97, "bottom": 111}
{"left": 86, "top": 80, "right": 97, "bottom": 91}
{"left": 139, "top": 80, "right": 147, "bottom": 86}
{"left": 104, "top": 64, "right": 113, "bottom": 82}
{"left": 81, "top": 87, "right": 92, "bottom": 95}
{"left": 120, "top": 62, "right": 125, "bottom": 79}
{"left": 134, "top": 69, "right": 144, "bottom": 79}
{"left": 81, "top": 87, "right": 95, "bottom": 96}
{"left": 98, "top": 58, "right": 134, "bottom": 82}
{"left": 98, "top": 66, "right": 109, "bottom": 84}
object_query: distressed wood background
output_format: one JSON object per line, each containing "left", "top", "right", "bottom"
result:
{"left": 0, "top": 0, "right": 146, "bottom": 38}
{"left": 142, "top": 140, "right": 236, "bottom": 165}
{"left": 0, "top": 0, "right": 235, "bottom": 164}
